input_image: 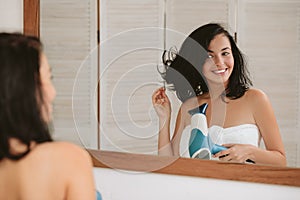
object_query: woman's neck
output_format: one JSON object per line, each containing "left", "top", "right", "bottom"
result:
{"left": 208, "top": 83, "right": 227, "bottom": 100}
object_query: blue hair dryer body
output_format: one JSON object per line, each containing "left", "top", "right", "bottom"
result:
{"left": 188, "top": 103, "right": 227, "bottom": 159}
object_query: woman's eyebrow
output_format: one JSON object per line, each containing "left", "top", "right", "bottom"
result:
{"left": 207, "top": 47, "right": 231, "bottom": 53}
{"left": 221, "top": 47, "right": 231, "bottom": 51}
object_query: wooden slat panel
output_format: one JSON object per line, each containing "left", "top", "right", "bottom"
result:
{"left": 100, "top": 0, "right": 164, "bottom": 153}
{"left": 238, "top": 0, "right": 300, "bottom": 167}
{"left": 39, "top": 0, "right": 98, "bottom": 148}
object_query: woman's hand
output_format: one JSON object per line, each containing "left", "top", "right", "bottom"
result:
{"left": 152, "top": 87, "right": 171, "bottom": 120}
{"left": 213, "top": 144, "right": 255, "bottom": 163}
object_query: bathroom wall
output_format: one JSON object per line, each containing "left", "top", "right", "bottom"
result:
{"left": 94, "top": 167, "right": 300, "bottom": 200}
{"left": 0, "top": 0, "right": 23, "bottom": 32}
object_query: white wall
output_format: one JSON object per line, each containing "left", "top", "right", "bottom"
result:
{"left": 0, "top": 0, "right": 23, "bottom": 32}
{"left": 94, "top": 167, "right": 300, "bottom": 200}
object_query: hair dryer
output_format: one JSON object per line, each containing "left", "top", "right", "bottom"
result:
{"left": 188, "top": 103, "right": 227, "bottom": 159}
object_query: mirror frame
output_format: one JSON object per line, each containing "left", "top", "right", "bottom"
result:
{"left": 23, "top": 0, "right": 300, "bottom": 187}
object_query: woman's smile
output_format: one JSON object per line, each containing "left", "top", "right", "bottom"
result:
{"left": 212, "top": 68, "right": 228, "bottom": 75}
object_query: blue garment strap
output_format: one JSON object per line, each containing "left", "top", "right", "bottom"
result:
{"left": 96, "top": 190, "right": 102, "bottom": 200}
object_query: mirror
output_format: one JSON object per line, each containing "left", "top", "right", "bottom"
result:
{"left": 98, "top": 0, "right": 300, "bottom": 168}
{"left": 24, "top": 0, "right": 300, "bottom": 187}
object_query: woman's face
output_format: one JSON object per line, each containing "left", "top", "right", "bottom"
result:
{"left": 40, "top": 53, "right": 56, "bottom": 122}
{"left": 202, "top": 33, "right": 234, "bottom": 86}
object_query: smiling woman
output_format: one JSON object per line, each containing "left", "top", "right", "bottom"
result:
{"left": 152, "top": 23, "right": 286, "bottom": 166}
{"left": 23, "top": 0, "right": 300, "bottom": 187}
{"left": 98, "top": 0, "right": 300, "bottom": 167}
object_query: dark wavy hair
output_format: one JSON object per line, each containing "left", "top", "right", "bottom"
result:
{"left": 161, "top": 23, "right": 252, "bottom": 102}
{"left": 0, "top": 33, "right": 52, "bottom": 161}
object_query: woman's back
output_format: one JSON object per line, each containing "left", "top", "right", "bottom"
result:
{"left": 0, "top": 142, "right": 95, "bottom": 200}
{"left": 0, "top": 33, "right": 98, "bottom": 199}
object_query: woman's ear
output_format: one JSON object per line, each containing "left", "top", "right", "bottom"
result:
{"left": 8, "top": 138, "right": 35, "bottom": 155}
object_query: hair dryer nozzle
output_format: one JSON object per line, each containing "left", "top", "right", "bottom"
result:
{"left": 188, "top": 103, "right": 208, "bottom": 116}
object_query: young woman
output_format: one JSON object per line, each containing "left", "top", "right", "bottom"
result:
{"left": 0, "top": 33, "right": 99, "bottom": 199}
{"left": 152, "top": 23, "right": 286, "bottom": 166}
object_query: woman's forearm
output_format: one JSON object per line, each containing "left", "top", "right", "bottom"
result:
{"left": 158, "top": 117, "right": 173, "bottom": 156}
{"left": 249, "top": 146, "right": 286, "bottom": 166}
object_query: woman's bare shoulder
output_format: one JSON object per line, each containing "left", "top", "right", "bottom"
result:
{"left": 245, "top": 88, "right": 269, "bottom": 101}
{"left": 31, "top": 142, "right": 92, "bottom": 166}
{"left": 181, "top": 95, "right": 208, "bottom": 111}
{"left": 244, "top": 88, "right": 271, "bottom": 108}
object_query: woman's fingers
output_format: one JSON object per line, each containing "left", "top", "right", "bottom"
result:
{"left": 152, "top": 87, "right": 171, "bottom": 119}
{"left": 222, "top": 143, "right": 234, "bottom": 148}
{"left": 152, "top": 87, "right": 168, "bottom": 105}
{"left": 161, "top": 89, "right": 170, "bottom": 103}
{"left": 214, "top": 144, "right": 250, "bottom": 163}
{"left": 152, "top": 88, "right": 162, "bottom": 104}
{"left": 213, "top": 148, "right": 231, "bottom": 158}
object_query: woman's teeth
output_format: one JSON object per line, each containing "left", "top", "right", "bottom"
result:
{"left": 213, "top": 69, "right": 227, "bottom": 74}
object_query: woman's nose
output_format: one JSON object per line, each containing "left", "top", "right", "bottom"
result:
{"left": 214, "top": 56, "right": 224, "bottom": 67}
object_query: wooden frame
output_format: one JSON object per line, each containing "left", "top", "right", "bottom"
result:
{"left": 24, "top": 0, "right": 300, "bottom": 187}
{"left": 23, "top": 0, "right": 39, "bottom": 37}
{"left": 89, "top": 150, "right": 300, "bottom": 187}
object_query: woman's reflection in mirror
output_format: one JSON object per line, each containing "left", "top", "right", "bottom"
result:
{"left": 152, "top": 23, "right": 286, "bottom": 166}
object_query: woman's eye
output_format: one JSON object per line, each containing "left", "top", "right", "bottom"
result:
{"left": 208, "top": 54, "right": 213, "bottom": 58}
{"left": 223, "top": 52, "right": 230, "bottom": 56}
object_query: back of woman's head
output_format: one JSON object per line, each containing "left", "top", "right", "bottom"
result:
{"left": 0, "top": 33, "right": 52, "bottom": 161}
{"left": 162, "top": 23, "right": 252, "bottom": 102}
